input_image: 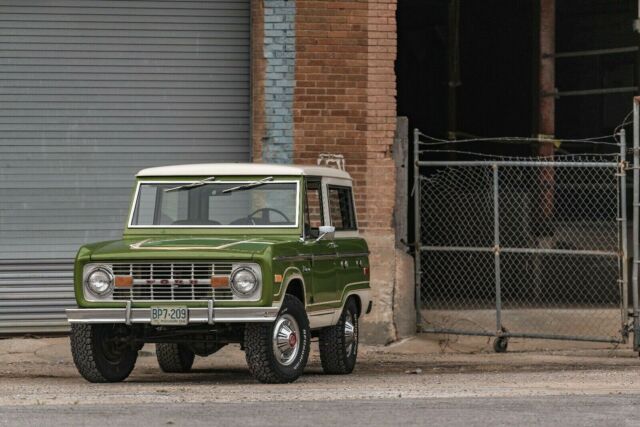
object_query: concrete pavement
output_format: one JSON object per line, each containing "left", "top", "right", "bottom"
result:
{"left": 1, "top": 334, "right": 640, "bottom": 426}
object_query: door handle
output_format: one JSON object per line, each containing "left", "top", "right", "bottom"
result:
{"left": 302, "top": 266, "right": 311, "bottom": 273}
{"left": 327, "top": 242, "right": 338, "bottom": 249}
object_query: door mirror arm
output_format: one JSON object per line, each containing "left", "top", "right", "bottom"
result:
{"left": 315, "top": 225, "right": 335, "bottom": 243}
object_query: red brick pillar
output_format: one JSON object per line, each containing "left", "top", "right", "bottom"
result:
{"left": 251, "top": 0, "right": 266, "bottom": 162}
{"left": 253, "top": 0, "right": 411, "bottom": 343}
{"left": 293, "top": 0, "right": 410, "bottom": 343}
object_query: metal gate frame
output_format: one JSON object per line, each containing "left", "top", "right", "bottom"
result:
{"left": 632, "top": 97, "right": 640, "bottom": 351}
{"left": 414, "top": 126, "right": 639, "bottom": 348}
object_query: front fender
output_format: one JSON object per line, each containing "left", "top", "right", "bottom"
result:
{"left": 273, "top": 266, "right": 308, "bottom": 305}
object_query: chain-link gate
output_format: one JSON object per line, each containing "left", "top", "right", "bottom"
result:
{"left": 413, "top": 129, "right": 634, "bottom": 349}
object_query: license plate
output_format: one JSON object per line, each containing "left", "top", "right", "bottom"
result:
{"left": 150, "top": 306, "right": 188, "bottom": 325}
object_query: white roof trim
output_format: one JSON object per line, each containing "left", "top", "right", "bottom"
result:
{"left": 137, "top": 163, "right": 352, "bottom": 180}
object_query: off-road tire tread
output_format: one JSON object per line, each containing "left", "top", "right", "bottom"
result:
{"left": 319, "top": 299, "right": 358, "bottom": 375}
{"left": 156, "top": 343, "right": 195, "bottom": 373}
{"left": 244, "top": 323, "right": 283, "bottom": 383}
{"left": 244, "top": 295, "right": 310, "bottom": 384}
{"left": 70, "top": 324, "right": 136, "bottom": 383}
{"left": 70, "top": 324, "right": 108, "bottom": 383}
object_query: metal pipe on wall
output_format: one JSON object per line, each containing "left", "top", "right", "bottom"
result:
{"left": 447, "top": 0, "right": 460, "bottom": 141}
{"left": 539, "top": 0, "right": 555, "bottom": 147}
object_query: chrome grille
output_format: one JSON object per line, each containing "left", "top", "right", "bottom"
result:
{"left": 214, "top": 288, "right": 234, "bottom": 301}
{"left": 112, "top": 262, "right": 233, "bottom": 301}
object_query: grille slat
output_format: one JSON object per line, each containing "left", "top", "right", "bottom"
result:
{"left": 111, "top": 262, "right": 232, "bottom": 302}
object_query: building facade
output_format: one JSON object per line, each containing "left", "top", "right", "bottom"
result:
{"left": 0, "top": 0, "right": 410, "bottom": 344}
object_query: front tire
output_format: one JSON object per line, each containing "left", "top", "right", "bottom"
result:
{"left": 70, "top": 323, "right": 138, "bottom": 383}
{"left": 244, "top": 295, "right": 311, "bottom": 383}
{"left": 156, "top": 343, "right": 195, "bottom": 373}
{"left": 319, "top": 298, "right": 359, "bottom": 374}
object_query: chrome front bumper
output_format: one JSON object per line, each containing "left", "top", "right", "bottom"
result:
{"left": 66, "top": 305, "right": 279, "bottom": 325}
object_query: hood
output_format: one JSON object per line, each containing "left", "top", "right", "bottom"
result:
{"left": 87, "top": 236, "right": 295, "bottom": 261}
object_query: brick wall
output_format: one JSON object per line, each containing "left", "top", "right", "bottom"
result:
{"left": 251, "top": 0, "right": 265, "bottom": 161}
{"left": 364, "top": 0, "right": 397, "bottom": 231}
{"left": 253, "top": 0, "right": 398, "bottom": 218}
{"left": 293, "top": 0, "right": 396, "bottom": 232}
{"left": 252, "top": 0, "right": 406, "bottom": 343}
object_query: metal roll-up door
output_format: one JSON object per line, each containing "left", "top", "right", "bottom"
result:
{"left": 0, "top": 0, "right": 251, "bottom": 334}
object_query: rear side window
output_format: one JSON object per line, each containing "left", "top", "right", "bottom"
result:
{"left": 327, "top": 186, "right": 357, "bottom": 230}
{"left": 304, "top": 180, "right": 324, "bottom": 238}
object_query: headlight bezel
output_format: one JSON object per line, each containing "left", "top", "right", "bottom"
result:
{"left": 83, "top": 265, "right": 114, "bottom": 300}
{"left": 230, "top": 265, "right": 261, "bottom": 298}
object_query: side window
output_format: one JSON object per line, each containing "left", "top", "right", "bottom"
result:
{"left": 328, "top": 186, "right": 357, "bottom": 231}
{"left": 305, "top": 180, "right": 323, "bottom": 237}
{"left": 133, "top": 185, "right": 157, "bottom": 225}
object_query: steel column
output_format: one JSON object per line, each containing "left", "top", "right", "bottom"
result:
{"left": 538, "top": 0, "right": 555, "bottom": 156}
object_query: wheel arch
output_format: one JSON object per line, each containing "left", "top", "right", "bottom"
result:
{"left": 283, "top": 275, "right": 306, "bottom": 306}
{"left": 346, "top": 294, "right": 362, "bottom": 316}
{"left": 330, "top": 288, "right": 371, "bottom": 325}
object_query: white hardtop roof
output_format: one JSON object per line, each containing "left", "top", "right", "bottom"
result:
{"left": 137, "top": 163, "right": 352, "bottom": 180}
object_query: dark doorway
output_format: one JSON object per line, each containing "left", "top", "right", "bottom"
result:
{"left": 397, "top": 0, "right": 639, "bottom": 145}
{"left": 396, "top": 0, "right": 535, "bottom": 142}
{"left": 555, "top": 0, "right": 638, "bottom": 140}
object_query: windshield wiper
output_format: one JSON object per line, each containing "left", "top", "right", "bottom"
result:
{"left": 164, "top": 176, "right": 216, "bottom": 192}
{"left": 222, "top": 176, "right": 274, "bottom": 194}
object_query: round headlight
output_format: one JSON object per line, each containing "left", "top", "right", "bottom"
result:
{"left": 230, "top": 267, "right": 258, "bottom": 296}
{"left": 86, "top": 268, "right": 113, "bottom": 296}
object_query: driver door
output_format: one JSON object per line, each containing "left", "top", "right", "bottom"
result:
{"left": 303, "top": 179, "right": 338, "bottom": 305}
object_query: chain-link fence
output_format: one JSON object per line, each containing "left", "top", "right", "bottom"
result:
{"left": 414, "top": 131, "right": 629, "bottom": 346}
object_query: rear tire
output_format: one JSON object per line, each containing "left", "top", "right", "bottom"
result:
{"left": 319, "top": 298, "right": 359, "bottom": 374}
{"left": 156, "top": 343, "right": 195, "bottom": 373}
{"left": 244, "top": 294, "right": 310, "bottom": 383}
{"left": 70, "top": 323, "right": 138, "bottom": 383}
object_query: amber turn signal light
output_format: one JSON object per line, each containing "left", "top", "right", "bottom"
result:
{"left": 211, "top": 276, "right": 230, "bottom": 288}
{"left": 114, "top": 276, "right": 133, "bottom": 288}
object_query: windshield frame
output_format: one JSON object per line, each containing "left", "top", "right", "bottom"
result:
{"left": 127, "top": 178, "right": 301, "bottom": 229}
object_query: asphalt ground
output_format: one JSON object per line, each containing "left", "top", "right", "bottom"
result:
{"left": 2, "top": 395, "right": 640, "bottom": 427}
{"left": 1, "top": 335, "right": 640, "bottom": 426}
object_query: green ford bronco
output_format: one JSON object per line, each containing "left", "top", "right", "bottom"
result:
{"left": 66, "top": 163, "right": 371, "bottom": 383}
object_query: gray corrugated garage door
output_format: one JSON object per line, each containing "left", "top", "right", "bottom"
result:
{"left": 0, "top": 0, "right": 250, "bottom": 333}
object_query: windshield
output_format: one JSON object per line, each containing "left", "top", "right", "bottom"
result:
{"left": 129, "top": 181, "right": 299, "bottom": 228}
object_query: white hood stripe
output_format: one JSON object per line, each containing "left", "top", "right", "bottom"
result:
{"left": 129, "top": 238, "right": 275, "bottom": 251}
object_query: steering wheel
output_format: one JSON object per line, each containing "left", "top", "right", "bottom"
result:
{"left": 248, "top": 207, "right": 291, "bottom": 224}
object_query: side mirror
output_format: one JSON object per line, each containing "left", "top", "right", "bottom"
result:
{"left": 316, "top": 225, "right": 336, "bottom": 242}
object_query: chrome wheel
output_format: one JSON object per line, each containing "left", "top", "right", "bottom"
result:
{"left": 272, "top": 313, "right": 301, "bottom": 366}
{"left": 344, "top": 311, "right": 357, "bottom": 356}
{"left": 246, "top": 295, "right": 311, "bottom": 383}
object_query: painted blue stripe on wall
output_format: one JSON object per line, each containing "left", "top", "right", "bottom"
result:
{"left": 262, "top": 0, "right": 296, "bottom": 164}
